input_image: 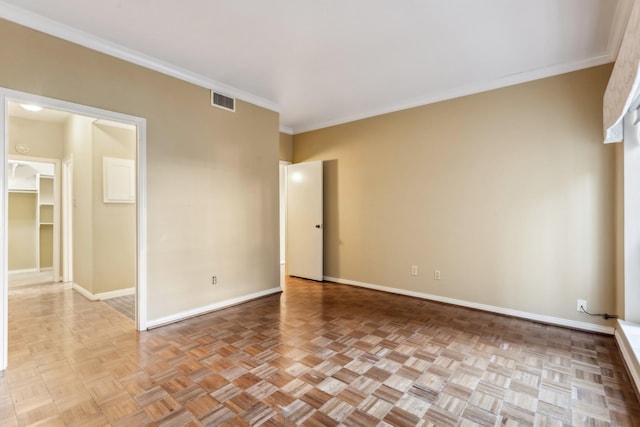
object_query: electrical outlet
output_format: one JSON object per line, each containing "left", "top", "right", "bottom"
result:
{"left": 411, "top": 265, "right": 418, "bottom": 276}
{"left": 434, "top": 270, "right": 441, "bottom": 280}
{"left": 577, "top": 299, "right": 587, "bottom": 312}
{"left": 212, "top": 276, "right": 217, "bottom": 285}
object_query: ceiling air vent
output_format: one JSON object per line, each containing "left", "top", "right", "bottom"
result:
{"left": 211, "top": 91, "right": 235, "bottom": 112}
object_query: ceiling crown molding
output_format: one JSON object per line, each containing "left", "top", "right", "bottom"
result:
{"left": 292, "top": 54, "right": 614, "bottom": 134}
{"left": 0, "top": 1, "right": 281, "bottom": 113}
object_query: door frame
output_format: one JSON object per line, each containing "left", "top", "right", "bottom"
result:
{"left": 0, "top": 88, "right": 148, "bottom": 370}
{"left": 8, "top": 155, "right": 61, "bottom": 280}
{"left": 279, "top": 160, "right": 290, "bottom": 267}
{"left": 62, "top": 158, "right": 73, "bottom": 283}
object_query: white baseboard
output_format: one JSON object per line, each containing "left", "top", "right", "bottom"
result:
{"left": 72, "top": 283, "right": 95, "bottom": 301}
{"left": 324, "top": 276, "right": 615, "bottom": 335}
{"left": 615, "top": 320, "right": 640, "bottom": 395}
{"left": 146, "top": 287, "right": 282, "bottom": 329}
{"left": 8, "top": 268, "right": 39, "bottom": 275}
{"left": 96, "top": 287, "right": 135, "bottom": 300}
{"left": 72, "top": 284, "right": 135, "bottom": 301}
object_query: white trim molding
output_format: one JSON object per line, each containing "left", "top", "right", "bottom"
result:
{"left": 0, "top": 88, "right": 149, "bottom": 374}
{"left": 99, "top": 287, "right": 136, "bottom": 301}
{"left": 72, "top": 284, "right": 135, "bottom": 301}
{"left": 324, "top": 276, "right": 615, "bottom": 335}
{"left": 0, "top": 97, "right": 6, "bottom": 370}
{"left": 0, "top": 1, "right": 625, "bottom": 137}
{"left": 0, "top": 1, "right": 280, "bottom": 114}
{"left": 615, "top": 320, "right": 640, "bottom": 395}
{"left": 8, "top": 268, "right": 39, "bottom": 275}
{"left": 293, "top": 55, "right": 614, "bottom": 134}
{"left": 98, "top": 287, "right": 135, "bottom": 300}
{"left": 146, "top": 287, "right": 282, "bottom": 329}
{"left": 72, "top": 283, "right": 95, "bottom": 301}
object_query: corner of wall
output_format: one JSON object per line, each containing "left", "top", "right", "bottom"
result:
{"left": 279, "top": 132, "right": 293, "bottom": 162}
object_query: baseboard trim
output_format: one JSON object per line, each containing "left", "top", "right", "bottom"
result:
{"left": 615, "top": 321, "right": 640, "bottom": 396}
{"left": 96, "top": 287, "right": 135, "bottom": 300}
{"left": 324, "top": 276, "right": 615, "bottom": 335}
{"left": 71, "top": 284, "right": 135, "bottom": 301}
{"left": 72, "top": 283, "right": 96, "bottom": 301}
{"left": 8, "top": 268, "right": 39, "bottom": 275}
{"left": 146, "top": 287, "right": 283, "bottom": 329}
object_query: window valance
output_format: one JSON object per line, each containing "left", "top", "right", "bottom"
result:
{"left": 604, "top": 0, "right": 640, "bottom": 143}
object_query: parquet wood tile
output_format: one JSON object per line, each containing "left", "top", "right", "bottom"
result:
{"left": 2, "top": 279, "right": 640, "bottom": 426}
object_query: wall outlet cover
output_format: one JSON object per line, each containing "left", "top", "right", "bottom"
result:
{"left": 577, "top": 299, "right": 587, "bottom": 312}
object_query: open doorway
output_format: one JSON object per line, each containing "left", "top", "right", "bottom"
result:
{"left": 0, "top": 89, "right": 147, "bottom": 370}
{"left": 7, "top": 157, "right": 60, "bottom": 288}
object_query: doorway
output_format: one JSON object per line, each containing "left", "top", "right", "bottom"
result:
{"left": 0, "top": 89, "right": 148, "bottom": 371}
{"left": 7, "top": 157, "right": 60, "bottom": 287}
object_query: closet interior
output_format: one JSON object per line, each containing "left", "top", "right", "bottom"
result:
{"left": 8, "top": 160, "right": 55, "bottom": 276}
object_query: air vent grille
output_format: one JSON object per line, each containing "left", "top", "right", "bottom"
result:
{"left": 211, "top": 91, "right": 235, "bottom": 112}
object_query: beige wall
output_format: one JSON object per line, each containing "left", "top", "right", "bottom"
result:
{"left": 615, "top": 142, "right": 624, "bottom": 317}
{"left": 92, "top": 123, "right": 136, "bottom": 294}
{"left": 39, "top": 177, "right": 53, "bottom": 269}
{"left": 64, "top": 115, "right": 94, "bottom": 291}
{"left": 294, "top": 64, "right": 616, "bottom": 327}
{"left": 39, "top": 222, "right": 53, "bottom": 269}
{"left": 8, "top": 193, "right": 37, "bottom": 271}
{"left": 61, "top": 118, "right": 137, "bottom": 295}
{"left": 0, "top": 18, "right": 279, "bottom": 320}
{"left": 279, "top": 132, "right": 293, "bottom": 162}
{"left": 8, "top": 117, "right": 64, "bottom": 159}
{"left": 7, "top": 117, "right": 63, "bottom": 274}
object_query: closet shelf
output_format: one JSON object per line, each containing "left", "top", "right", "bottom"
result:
{"left": 8, "top": 189, "right": 37, "bottom": 194}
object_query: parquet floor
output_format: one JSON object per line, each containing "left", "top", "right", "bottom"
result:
{"left": 1, "top": 277, "right": 639, "bottom": 426}
{"left": 103, "top": 294, "right": 135, "bottom": 321}
{"left": 8, "top": 271, "right": 55, "bottom": 288}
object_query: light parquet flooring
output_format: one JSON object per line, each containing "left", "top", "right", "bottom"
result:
{"left": 8, "top": 271, "right": 55, "bottom": 288}
{"left": 103, "top": 295, "right": 135, "bottom": 321}
{"left": 1, "top": 277, "right": 639, "bottom": 426}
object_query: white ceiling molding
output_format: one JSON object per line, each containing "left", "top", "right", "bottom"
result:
{"left": 93, "top": 118, "right": 137, "bottom": 131}
{"left": 0, "top": 1, "right": 629, "bottom": 134}
{"left": 0, "top": 1, "right": 281, "bottom": 114}
{"left": 293, "top": 54, "right": 614, "bottom": 135}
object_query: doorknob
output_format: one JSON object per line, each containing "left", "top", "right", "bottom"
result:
{"left": 315, "top": 224, "right": 323, "bottom": 229}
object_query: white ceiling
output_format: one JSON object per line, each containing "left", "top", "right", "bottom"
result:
{"left": 8, "top": 102, "right": 137, "bottom": 132}
{"left": 8, "top": 101, "right": 72, "bottom": 123}
{"left": 0, "top": 0, "right": 631, "bottom": 134}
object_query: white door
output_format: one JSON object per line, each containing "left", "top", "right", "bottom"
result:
{"left": 287, "top": 161, "right": 323, "bottom": 281}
